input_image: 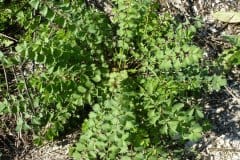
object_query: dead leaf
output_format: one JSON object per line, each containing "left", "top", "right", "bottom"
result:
{"left": 213, "top": 11, "right": 240, "bottom": 23}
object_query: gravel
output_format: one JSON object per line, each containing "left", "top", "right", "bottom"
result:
{"left": 199, "top": 82, "right": 240, "bottom": 160}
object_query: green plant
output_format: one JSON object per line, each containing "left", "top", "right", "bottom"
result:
{"left": 0, "top": 0, "right": 226, "bottom": 159}
{"left": 213, "top": 11, "right": 240, "bottom": 70}
{"left": 220, "top": 35, "right": 240, "bottom": 70}
{"left": 70, "top": 0, "right": 226, "bottom": 159}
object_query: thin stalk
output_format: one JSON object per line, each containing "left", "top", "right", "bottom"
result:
{"left": 2, "top": 64, "right": 9, "bottom": 94}
{"left": 0, "top": 33, "right": 18, "bottom": 42}
{"left": 19, "top": 65, "right": 35, "bottom": 113}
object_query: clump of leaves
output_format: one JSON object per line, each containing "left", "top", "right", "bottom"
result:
{"left": 220, "top": 35, "right": 240, "bottom": 70}
{"left": 213, "top": 11, "right": 240, "bottom": 70}
{"left": 0, "top": 0, "right": 226, "bottom": 159}
{"left": 70, "top": 0, "right": 226, "bottom": 159}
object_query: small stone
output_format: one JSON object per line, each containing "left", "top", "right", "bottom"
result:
{"left": 216, "top": 107, "right": 225, "bottom": 114}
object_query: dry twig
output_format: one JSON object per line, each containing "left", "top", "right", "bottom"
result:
{"left": 0, "top": 33, "right": 18, "bottom": 42}
{"left": 224, "top": 86, "right": 240, "bottom": 105}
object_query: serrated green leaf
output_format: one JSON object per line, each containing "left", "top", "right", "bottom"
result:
{"left": 211, "top": 75, "right": 226, "bottom": 91}
{"left": 23, "top": 122, "right": 31, "bottom": 131}
{"left": 89, "top": 112, "right": 97, "bottom": 118}
{"left": 125, "top": 121, "right": 134, "bottom": 130}
{"left": 93, "top": 104, "right": 101, "bottom": 112}
{"left": 172, "top": 103, "right": 184, "bottom": 113}
{"left": 33, "top": 136, "right": 43, "bottom": 146}
{"left": 135, "top": 152, "right": 145, "bottom": 159}
{"left": 95, "top": 141, "right": 106, "bottom": 150}
{"left": 195, "top": 109, "right": 204, "bottom": 118}
{"left": 75, "top": 143, "right": 84, "bottom": 151}
{"left": 108, "top": 145, "right": 119, "bottom": 156}
{"left": 72, "top": 152, "right": 81, "bottom": 159}
{"left": 40, "top": 5, "right": 48, "bottom": 16}
{"left": 228, "top": 51, "right": 240, "bottom": 65}
{"left": 160, "top": 124, "right": 168, "bottom": 135}
{"left": 98, "top": 134, "right": 107, "bottom": 142}
{"left": 92, "top": 74, "right": 101, "bottom": 82}
{"left": 78, "top": 86, "right": 87, "bottom": 93}
{"left": 32, "top": 117, "right": 41, "bottom": 125}
{"left": 89, "top": 151, "right": 97, "bottom": 158}
{"left": 182, "top": 44, "right": 189, "bottom": 52}
{"left": 185, "top": 131, "right": 201, "bottom": 141}
{"left": 46, "top": 9, "right": 55, "bottom": 21}
{"left": 167, "top": 121, "right": 179, "bottom": 133}
{"left": 55, "top": 16, "right": 67, "bottom": 28}
{"left": 160, "top": 60, "right": 171, "bottom": 70}
{"left": 188, "top": 108, "right": 194, "bottom": 117}
{"left": 29, "top": 0, "right": 40, "bottom": 10}
{"left": 173, "top": 59, "right": 181, "bottom": 70}
{"left": 88, "top": 25, "right": 96, "bottom": 34}
{"left": 102, "top": 123, "right": 111, "bottom": 131}
{"left": 147, "top": 109, "right": 156, "bottom": 117}
{"left": 3, "top": 39, "right": 14, "bottom": 47}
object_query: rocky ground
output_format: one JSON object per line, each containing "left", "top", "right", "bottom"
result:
{"left": 1, "top": 1, "right": 240, "bottom": 160}
{"left": 169, "top": 1, "right": 240, "bottom": 160}
{"left": 197, "top": 73, "right": 240, "bottom": 160}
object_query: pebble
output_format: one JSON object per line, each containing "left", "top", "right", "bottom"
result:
{"left": 216, "top": 107, "right": 225, "bottom": 113}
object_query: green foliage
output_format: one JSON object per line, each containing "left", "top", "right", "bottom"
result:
{"left": 0, "top": 0, "right": 227, "bottom": 159}
{"left": 213, "top": 11, "right": 240, "bottom": 69}
{"left": 220, "top": 35, "right": 240, "bottom": 70}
